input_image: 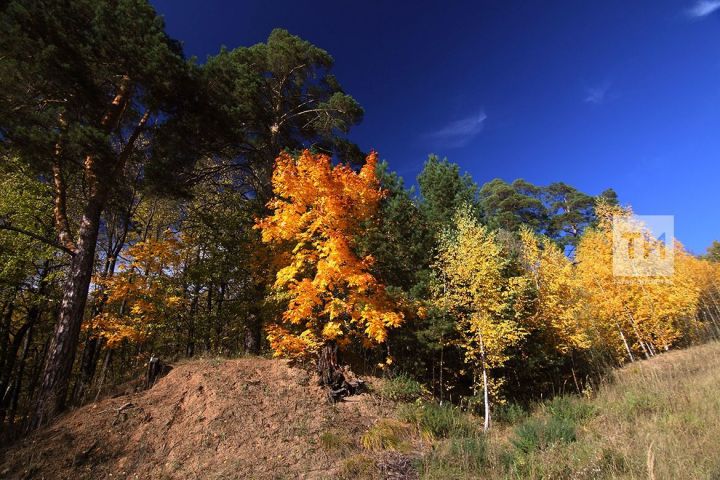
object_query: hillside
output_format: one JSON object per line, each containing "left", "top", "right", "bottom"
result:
{"left": 3, "top": 342, "right": 720, "bottom": 479}
{"left": 0, "top": 358, "right": 405, "bottom": 479}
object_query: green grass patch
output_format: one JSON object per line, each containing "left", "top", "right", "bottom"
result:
{"left": 378, "top": 373, "right": 425, "bottom": 402}
{"left": 421, "top": 435, "right": 488, "bottom": 479}
{"left": 398, "top": 401, "right": 475, "bottom": 439}
{"left": 318, "top": 431, "right": 354, "bottom": 453}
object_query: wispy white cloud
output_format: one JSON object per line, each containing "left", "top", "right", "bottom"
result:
{"left": 427, "top": 111, "right": 487, "bottom": 148}
{"left": 584, "top": 82, "right": 613, "bottom": 105}
{"left": 687, "top": 0, "right": 720, "bottom": 18}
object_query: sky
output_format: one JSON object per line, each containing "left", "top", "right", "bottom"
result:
{"left": 152, "top": 0, "right": 720, "bottom": 254}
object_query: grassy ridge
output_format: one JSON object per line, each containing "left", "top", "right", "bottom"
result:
{"left": 372, "top": 341, "right": 720, "bottom": 479}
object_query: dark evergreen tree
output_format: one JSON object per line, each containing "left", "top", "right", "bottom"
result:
{"left": 417, "top": 155, "right": 479, "bottom": 233}
{"left": 0, "top": 0, "right": 199, "bottom": 426}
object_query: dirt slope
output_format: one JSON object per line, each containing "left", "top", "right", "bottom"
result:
{"left": 1, "top": 357, "right": 394, "bottom": 479}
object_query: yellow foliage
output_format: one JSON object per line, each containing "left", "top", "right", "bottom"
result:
{"left": 85, "top": 232, "right": 186, "bottom": 349}
{"left": 434, "top": 206, "right": 526, "bottom": 388}
{"left": 518, "top": 227, "right": 590, "bottom": 352}
{"left": 575, "top": 206, "right": 705, "bottom": 361}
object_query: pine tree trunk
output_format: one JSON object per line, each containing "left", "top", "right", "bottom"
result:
{"left": 32, "top": 192, "right": 105, "bottom": 428}
{"left": 31, "top": 76, "right": 133, "bottom": 429}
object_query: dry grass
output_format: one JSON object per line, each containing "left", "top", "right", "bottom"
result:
{"left": 573, "top": 341, "right": 720, "bottom": 479}
{"left": 337, "top": 453, "right": 379, "bottom": 479}
{"left": 419, "top": 341, "right": 720, "bottom": 479}
{"left": 361, "top": 418, "right": 414, "bottom": 452}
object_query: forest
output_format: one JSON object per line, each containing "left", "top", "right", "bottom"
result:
{"left": 1, "top": 0, "right": 720, "bottom": 447}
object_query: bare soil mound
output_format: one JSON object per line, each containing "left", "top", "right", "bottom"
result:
{"left": 0, "top": 357, "right": 395, "bottom": 479}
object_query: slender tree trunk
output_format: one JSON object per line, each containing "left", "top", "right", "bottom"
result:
{"left": 93, "top": 348, "right": 113, "bottom": 403}
{"left": 204, "top": 282, "right": 213, "bottom": 351}
{"left": 71, "top": 336, "right": 102, "bottom": 405}
{"left": 23, "top": 335, "right": 50, "bottom": 433}
{"left": 187, "top": 282, "right": 199, "bottom": 357}
{"left": 0, "top": 297, "right": 17, "bottom": 376}
{"left": 244, "top": 282, "right": 266, "bottom": 354}
{"left": 478, "top": 335, "right": 491, "bottom": 432}
{"left": 7, "top": 323, "right": 33, "bottom": 433}
{"left": 482, "top": 362, "right": 490, "bottom": 431}
{"left": 617, "top": 323, "right": 635, "bottom": 362}
{"left": 0, "top": 319, "right": 35, "bottom": 426}
{"left": 439, "top": 337, "right": 445, "bottom": 404}
{"left": 214, "top": 282, "right": 226, "bottom": 351}
{"left": 630, "top": 319, "right": 651, "bottom": 360}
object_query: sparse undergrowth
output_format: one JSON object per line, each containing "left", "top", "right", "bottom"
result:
{"left": 413, "top": 341, "right": 720, "bottom": 479}
{"left": 376, "top": 373, "right": 426, "bottom": 402}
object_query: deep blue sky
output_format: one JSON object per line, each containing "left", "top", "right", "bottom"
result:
{"left": 152, "top": 0, "right": 719, "bottom": 253}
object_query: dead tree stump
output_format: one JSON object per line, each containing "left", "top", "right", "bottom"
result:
{"left": 317, "top": 341, "right": 365, "bottom": 403}
{"left": 145, "top": 355, "right": 172, "bottom": 389}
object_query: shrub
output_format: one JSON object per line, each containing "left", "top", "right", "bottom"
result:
{"left": 493, "top": 402, "right": 528, "bottom": 425}
{"left": 399, "top": 402, "right": 475, "bottom": 439}
{"left": 502, "top": 416, "right": 576, "bottom": 477}
{"left": 378, "top": 373, "right": 425, "bottom": 402}
{"left": 546, "top": 396, "right": 596, "bottom": 424}
{"left": 509, "top": 396, "right": 594, "bottom": 456}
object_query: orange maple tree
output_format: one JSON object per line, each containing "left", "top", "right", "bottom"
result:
{"left": 256, "top": 150, "right": 404, "bottom": 360}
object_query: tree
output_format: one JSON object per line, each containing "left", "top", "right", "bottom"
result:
{"left": 544, "top": 182, "right": 596, "bottom": 249}
{"left": 256, "top": 150, "right": 403, "bottom": 390}
{"left": 86, "top": 233, "right": 185, "bottom": 351}
{"left": 0, "top": 0, "right": 198, "bottom": 426}
{"left": 574, "top": 203, "right": 701, "bottom": 362}
{"left": 200, "top": 29, "right": 364, "bottom": 203}
{"left": 517, "top": 227, "right": 589, "bottom": 353}
{"left": 705, "top": 241, "right": 720, "bottom": 263}
{"left": 479, "top": 179, "right": 617, "bottom": 249}
{"left": 434, "top": 205, "right": 526, "bottom": 431}
{"left": 357, "top": 161, "right": 432, "bottom": 290}
{"left": 189, "top": 29, "right": 367, "bottom": 351}
{"left": 479, "top": 179, "right": 548, "bottom": 234}
{"left": 0, "top": 158, "right": 61, "bottom": 430}
{"left": 418, "top": 155, "right": 478, "bottom": 232}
